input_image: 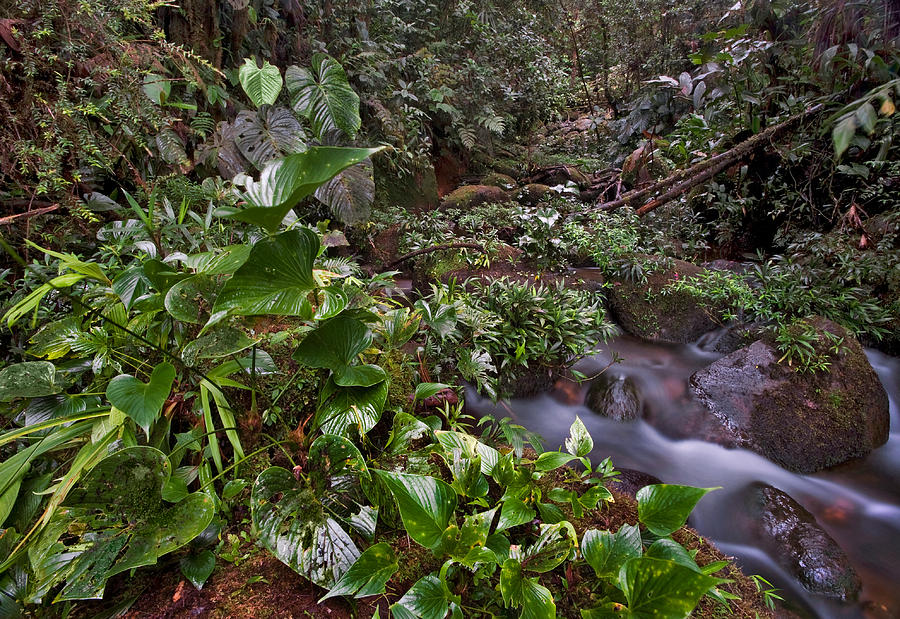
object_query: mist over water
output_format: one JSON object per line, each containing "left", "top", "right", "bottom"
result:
{"left": 465, "top": 335, "right": 900, "bottom": 618}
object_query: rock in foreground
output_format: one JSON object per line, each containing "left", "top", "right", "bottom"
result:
{"left": 690, "top": 318, "right": 889, "bottom": 473}
{"left": 746, "top": 483, "right": 861, "bottom": 601}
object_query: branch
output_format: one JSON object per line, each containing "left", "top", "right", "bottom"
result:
{"left": 597, "top": 104, "right": 825, "bottom": 216}
{"left": 388, "top": 243, "right": 485, "bottom": 269}
{"left": 0, "top": 204, "right": 60, "bottom": 225}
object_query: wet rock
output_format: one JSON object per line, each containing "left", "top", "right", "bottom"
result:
{"left": 374, "top": 159, "right": 439, "bottom": 211}
{"left": 481, "top": 172, "right": 517, "bottom": 189}
{"left": 690, "top": 318, "right": 889, "bottom": 473}
{"left": 585, "top": 373, "right": 642, "bottom": 421}
{"left": 440, "top": 184, "right": 510, "bottom": 210}
{"left": 612, "top": 468, "right": 662, "bottom": 498}
{"left": 607, "top": 257, "right": 725, "bottom": 344}
{"left": 746, "top": 484, "right": 861, "bottom": 601}
{"left": 515, "top": 183, "right": 553, "bottom": 206}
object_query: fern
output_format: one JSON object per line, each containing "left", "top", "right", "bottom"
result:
{"left": 458, "top": 126, "right": 477, "bottom": 150}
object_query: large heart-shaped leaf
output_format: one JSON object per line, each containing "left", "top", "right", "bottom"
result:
{"left": 106, "top": 362, "right": 176, "bottom": 436}
{"left": 252, "top": 466, "right": 360, "bottom": 588}
{"left": 238, "top": 58, "right": 283, "bottom": 107}
{"left": 619, "top": 557, "right": 722, "bottom": 618}
{"left": 0, "top": 362, "right": 61, "bottom": 401}
{"left": 636, "top": 485, "right": 717, "bottom": 537}
{"left": 212, "top": 228, "right": 318, "bottom": 317}
{"left": 371, "top": 470, "right": 457, "bottom": 551}
{"left": 234, "top": 105, "right": 306, "bottom": 169}
{"left": 313, "top": 159, "right": 374, "bottom": 224}
{"left": 319, "top": 542, "right": 398, "bottom": 602}
{"left": 582, "top": 524, "right": 642, "bottom": 578}
{"left": 315, "top": 377, "right": 388, "bottom": 436}
{"left": 286, "top": 54, "right": 361, "bottom": 139}
{"left": 29, "top": 447, "right": 214, "bottom": 601}
{"left": 293, "top": 315, "right": 386, "bottom": 387}
{"left": 224, "top": 146, "right": 382, "bottom": 233}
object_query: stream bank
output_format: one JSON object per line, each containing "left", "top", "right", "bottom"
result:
{"left": 466, "top": 333, "right": 900, "bottom": 618}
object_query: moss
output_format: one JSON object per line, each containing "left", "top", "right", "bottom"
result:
{"left": 440, "top": 184, "right": 509, "bottom": 210}
{"left": 379, "top": 348, "right": 416, "bottom": 411}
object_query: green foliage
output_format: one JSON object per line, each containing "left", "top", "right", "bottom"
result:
{"left": 286, "top": 54, "right": 362, "bottom": 140}
{"left": 238, "top": 58, "right": 284, "bottom": 107}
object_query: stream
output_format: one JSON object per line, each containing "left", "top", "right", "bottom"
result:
{"left": 465, "top": 333, "right": 900, "bottom": 618}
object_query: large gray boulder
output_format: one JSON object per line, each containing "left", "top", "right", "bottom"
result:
{"left": 746, "top": 483, "right": 861, "bottom": 601}
{"left": 608, "top": 257, "right": 725, "bottom": 344}
{"left": 690, "top": 317, "right": 889, "bottom": 473}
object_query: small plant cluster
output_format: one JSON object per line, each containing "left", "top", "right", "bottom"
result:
{"left": 416, "top": 278, "right": 617, "bottom": 399}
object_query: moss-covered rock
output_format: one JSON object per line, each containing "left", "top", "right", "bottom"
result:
{"left": 607, "top": 257, "right": 725, "bottom": 343}
{"left": 690, "top": 317, "right": 890, "bottom": 473}
{"left": 439, "top": 184, "right": 510, "bottom": 210}
{"left": 480, "top": 172, "right": 517, "bottom": 189}
{"left": 515, "top": 183, "right": 553, "bottom": 206}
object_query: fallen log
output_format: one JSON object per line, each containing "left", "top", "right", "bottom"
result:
{"left": 388, "top": 242, "right": 485, "bottom": 269}
{"left": 597, "top": 104, "right": 825, "bottom": 216}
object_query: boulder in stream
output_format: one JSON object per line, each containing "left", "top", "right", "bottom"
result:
{"left": 585, "top": 373, "right": 642, "bottom": 421}
{"left": 608, "top": 257, "right": 725, "bottom": 344}
{"left": 690, "top": 317, "right": 889, "bottom": 473}
{"left": 746, "top": 483, "right": 861, "bottom": 601}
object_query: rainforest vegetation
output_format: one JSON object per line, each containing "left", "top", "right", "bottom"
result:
{"left": 1, "top": 0, "right": 899, "bottom": 617}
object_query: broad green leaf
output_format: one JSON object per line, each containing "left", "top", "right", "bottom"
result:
{"left": 519, "top": 522, "right": 577, "bottom": 573}
{"left": 582, "top": 524, "right": 642, "bottom": 578}
{"left": 143, "top": 73, "right": 171, "bottom": 105}
{"left": 855, "top": 102, "right": 877, "bottom": 133}
{"left": 213, "top": 228, "right": 318, "bottom": 316}
{"left": 315, "top": 377, "right": 388, "bottom": 436}
{"left": 293, "top": 315, "right": 386, "bottom": 387}
{"left": 439, "top": 509, "right": 496, "bottom": 564}
{"left": 387, "top": 413, "right": 436, "bottom": 455}
{"left": 165, "top": 275, "right": 222, "bottom": 324}
{"left": 313, "top": 159, "right": 374, "bottom": 224}
{"left": 182, "top": 327, "right": 256, "bottom": 364}
{"left": 234, "top": 105, "right": 306, "bottom": 169}
{"left": 0, "top": 362, "right": 60, "bottom": 401}
{"left": 314, "top": 286, "right": 349, "bottom": 320}
{"left": 308, "top": 434, "right": 370, "bottom": 487}
{"left": 391, "top": 574, "right": 451, "bottom": 619}
{"left": 30, "top": 447, "right": 214, "bottom": 601}
{"left": 534, "top": 451, "right": 578, "bottom": 472}
{"left": 252, "top": 466, "right": 359, "bottom": 588}
{"left": 499, "top": 559, "right": 556, "bottom": 618}
{"left": 106, "top": 362, "right": 176, "bottom": 436}
{"left": 565, "top": 416, "right": 593, "bottom": 457}
{"left": 496, "top": 499, "right": 535, "bottom": 532}
{"left": 180, "top": 549, "right": 215, "bottom": 590}
{"left": 645, "top": 539, "right": 699, "bottom": 572}
{"left": 372, "top": 470, "right": 457, "bottom": 550}
{"left": 414, "top": 382, "right": 451, "bottom": 404}
{"left": 832, "top": 115, "right": 857, "bottom": 158}
{"left": 320, "top": 542, "right": 398, "bottom": 602}
{"left": 238, "top": 58, "right": 283, "bottom": 107}
{"left": 435, "top": 431, "right": 499, "bottom": 475}
{"left": 183, "top": 245, "right": 252, "bottom": 275}
{"left": 225, "top": 146, "right": 382, "bottom": 233}
{"left": 2, "top": 274, "right": 85, "bottom": 329}
{"left": 286, "top": 54, "right": 361, "bottom": 139}
{"left": 112, "top": 266, "right": 152, "bottom": 311}
{"left": 620, "top": 557, "right": 722, "bottom": 618}
{"left": 636, "top": 485, "right": 717, "bottom": 537}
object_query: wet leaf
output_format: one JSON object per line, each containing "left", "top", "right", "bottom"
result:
{"left": 320, "top": 542, "right": 398, "bottom": 601}
{"left": 636, "top": 484, "right": 717, "bottom": 537}
{"left": 0, "top": 362, "right": 60, "bottom": 402}
{"left": 106, "top": 362, "right": 176, "bottom": 436}
{"left": 372, "top": 470, "right": 457, "bottom": 550}
{"left": 582, "top": 524, "right": 642, "bottom": 578}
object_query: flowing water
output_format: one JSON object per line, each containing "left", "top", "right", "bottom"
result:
{"left": 465, "top": 334, "right": 900, "bottom": 618}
